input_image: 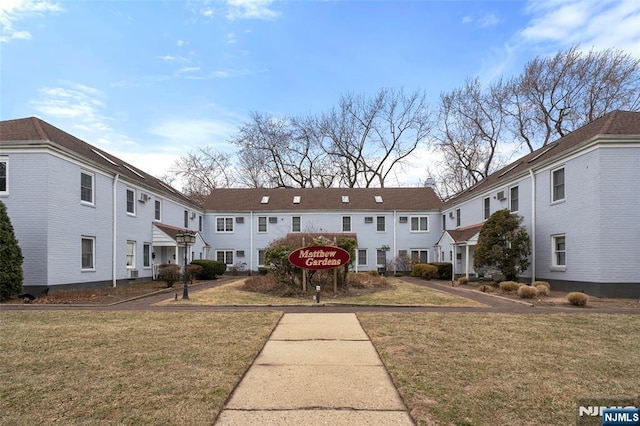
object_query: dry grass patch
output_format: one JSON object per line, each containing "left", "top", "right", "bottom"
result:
{"left": 358, "top": 313, "right": 640, "bottom": 426}
{"left": 162, "top": 278, "right": 486, "bottom": 307}
{"left": 0, "top": 311, "right": 280, "bottom": 425}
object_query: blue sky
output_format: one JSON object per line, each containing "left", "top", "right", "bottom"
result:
{"left": 2, "top": 0, "right": 640, "bottom": 185}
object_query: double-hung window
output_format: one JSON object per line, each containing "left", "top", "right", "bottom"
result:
{"left": 0, "top": 158, "right": 7, "bottom": 194}
{"left": 81, "top": 236, "right": 95, "bottom": 270}
{"left": 292, "top": 216, "right": 301, "bottom": 232}
{"left": 357, "top": 249, "right": 367, "bottom": 266}
{"left": 126, "top": 241, "right": 136, "bottom": 269}
{"left": 552, "top": 234, "right": 566, "bottom": 269}
{"left": 154, "top": 200, "right": 161, "bottom": 221}
{"left": 376, "top": 216, "right": 386, "bottom": 232}
{"left": 510, "top": 186, "right": 519, "bottom": 212}
{"left": 143, "top": 243, "right": 151, "bottom": 268}
{"left": 552, "top": 167, "right": 565, "bottom": 202}
{"left": 126, "top": 188, "right": 135, "bottom": 215}
{"left": 81, "top": 171, "right": 94, "bottom": 204}
{"left": 410, "top": 216, "right": 428, "bottom": 232}
{"left": 216, "top": 217, "right": 234, "bottom": 233}
{"left": 456, "top": 209, "right": 461, "bottom": 227}
{"left": 483, "top": 197, "right": 490, "bottom": 220}
{"left": 342, "top": 216, "right": 351, "bottom": 232}
{"left": 258, "top": 216, "right": 267, "bottom": 233}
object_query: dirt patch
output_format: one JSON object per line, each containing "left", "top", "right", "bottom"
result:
{"left": 4, "top": 281, "right": 183, "bottom": 305}
{"left": 459, "top": 282, "right": 640, "bottom": 310}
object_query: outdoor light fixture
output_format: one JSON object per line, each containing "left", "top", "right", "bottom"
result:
{"left": 175, "top": 232, "right": 196, "bottom": 300}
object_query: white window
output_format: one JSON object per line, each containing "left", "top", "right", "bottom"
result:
{"left": 483, "top": 197, "right": 490, "bottom": 220}
{"left": 126, "top": 241, "right": 136, "bottom": 269}
{"left": 376, "top": 249, "right": 387, "bottom": 267}
{"left": 216, "top": 217, "right": 234, "bottom": 233}
{"left": 292, "top": 216, "right": 301, "bottom": 232}
{"left": 552, "top": 234, "right": 566, "bottom": 269}
{"left": 258, "top": 216, "right": 267, "bottom": 233}
{"left": 216, "top": 250, "right": 234, "bottom": 265}
{"left": 199, "top": 215, "right": 203, "bottom": 231}
{"left": 357, "top": 249, "right": 367, "bottom": 266}
{"left": 81, "top": 171, "right": 94, "bottom": 204}
{"left": 258, "top": 249, "right": 265, "bottom": 266}
{"left": 456, "top": 208, "right": 461, "bottom": 227}
{"left": 552, "top": 167, "right": 565, "bottom": 202}
{"left": 411, "top": 249, "right": 429, "bottom": 264}
{"left": 510, "top": 186, "right": 519, "bottom": 212}
{"left": 154, "top": 199, "right": 161, "bottom": 221}
{"left": 81, "top": 237, "right": 95, "bottom": 270}
{"left": 342, "top": 216, "right": 351, "bottom": 232}
{"left": 410, "top": 216, "right": 428, "bottom": 232}
{"left": 143, "top": 243, "right": 151, "bottom": 268}
{"left": 126, "top": 188, "right": 135, "bottom": 215}
{"left": 0, "top": 158, "right": 7, "bottom": 194}
{"left": 376, "top": 216, "right": 386, "bottom": 232}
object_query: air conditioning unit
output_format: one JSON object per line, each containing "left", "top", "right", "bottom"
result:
{"left": 139, "top": 193, "right": 150, "bottom": 202}
{"left": 496, "top": 191, "right": 506, "bottom": 201}
{"left": 190, "top": 212, "right": 196, "bottom": 219}
{"left": 449, "top": 212, "right": 455, "bottom": 219}
{"left": 399, "top": 216, "right": 408, "bottom": 223}
{"left": 236, "top": 217, "right": 245, "bottom": 224}
{"left": 128, "top": 269, "right": 138, "bottom": 279}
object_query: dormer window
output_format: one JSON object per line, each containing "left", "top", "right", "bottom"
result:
{"left": 261, "top": 196, "right": 270, "bottom": 204}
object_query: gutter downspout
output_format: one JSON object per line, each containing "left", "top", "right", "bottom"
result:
{"left": 250, "top": 211, "right": 254, "bottom": 272}
{"left": 393, "top": 210, "right": 397, "bottom": 275}
{"left": 529, "top": 169, "right": 536, "bottom": 284}
{"left": 112, "top": 173, "right": 120, "bottom": 287}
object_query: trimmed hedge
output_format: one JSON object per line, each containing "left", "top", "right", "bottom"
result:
{"left": 411, "top": 263, "right": 438, "bottom": 280}
{"left": 427, "top": 262, "right": 453, "bottom": 280}
{"left": 190, "top": 260, "right": 227, "bottom": 279}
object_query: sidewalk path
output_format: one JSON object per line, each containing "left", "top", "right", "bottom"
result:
{"left": 215, "top": 313, "right": 414, "bottom": 425}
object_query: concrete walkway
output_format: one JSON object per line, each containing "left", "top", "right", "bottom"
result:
{"left": 215, "top": 313, "right": 414, "bottom": 425}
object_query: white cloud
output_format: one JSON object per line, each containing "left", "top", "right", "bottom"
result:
{"left": 176, "top": 39, "right": 187, "bottom": 47}
{"left": 462, "top": 15, "right": 473, "bottom": 24}
{"left": 30, "top": 81, "right": 138, "bottom": 150}
{"left": 0, "top": 0, "right": 62, "bottom": 43}
{"left": 479, "top": 13, "right": 500, "bottom": 28}
{"left": 519, "top": 0, "right": 640, "bottom": 55}
{"left": 225, "top": 0, "right": 279, "bottom": 21}
{"left": 147, "top": 118, "right": 239, "bottom": 149}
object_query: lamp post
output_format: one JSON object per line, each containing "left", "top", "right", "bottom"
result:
{"left": 175, "top": 232, "right": 196, "bottom": 300}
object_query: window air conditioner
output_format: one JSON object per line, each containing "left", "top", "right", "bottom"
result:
{"left": 496, "top": 191, "right": 506, "bottom": 201}
{"left": 139, "top": 193, "right": 150, "bottom": 202}
{"left": 449, "top": 212, "right": 455, "bottom": 219}
{"left": 190, "top": 212, "right": 196, "bottom": 219}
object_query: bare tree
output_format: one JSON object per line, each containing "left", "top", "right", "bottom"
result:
{"left": 231, "top": 112, "right": 334, "bottom": 188}
{"left": 503, "top": 46, "right": 640, "bottom": 150}
{"left": 320, "top": 88, "right": 432, "bottom": 187}
{"left": 434, "top": 78, "right": 506, "bottom": 196}
{"left": 169, "top": 147, "right": 233, "bottom": 201}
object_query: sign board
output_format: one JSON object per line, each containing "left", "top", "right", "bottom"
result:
{"left": 288, "top": 245, "right": 351, "bottom": 270}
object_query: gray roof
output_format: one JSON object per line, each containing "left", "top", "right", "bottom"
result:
{"left": 444, "top": 110, "right": 640, "bottom": 207}
{"left": 0, "top": 117, "right": 197, "bottom": 207}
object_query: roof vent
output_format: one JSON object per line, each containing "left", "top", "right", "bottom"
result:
{"left": 261, "top": 196, "right": 270, "bottom": 204}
